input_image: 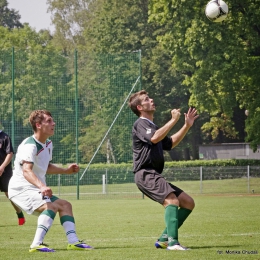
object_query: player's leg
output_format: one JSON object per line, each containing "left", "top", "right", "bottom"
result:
{"left": 30, "top": 202, "right": 57, "bottom": 252}
{"left": 4, "top": 191, "right": 26, "bottom": 225}
{"left": 168, "top": 183, "right": 195, "bottom": 228}
{"left": 52, "top": 197, "right": 93, "bottom": 250}
{"left": 1, "top": 171, "right": 26, "bottom": 225}
{"left": 162, "top": 192, "right": 190, "bottom": 250}
{"left": 135, "top": 170, "right": 186, "bottom": 250}
{"left": 162, "top": 193, "right": 180, "bottom": 247}
{"left": 10, "top": 190, "right": 56, "bottom": 252}
{"left": 177, "top": 191, "right": 195, "bottom": 228}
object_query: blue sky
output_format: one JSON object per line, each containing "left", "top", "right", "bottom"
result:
{"left": 8, "top": 0, "right": 54, "bottom": 32}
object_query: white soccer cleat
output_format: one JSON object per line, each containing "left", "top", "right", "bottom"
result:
{"left": 167, "top": 244, "right": 189, "bottom": 250}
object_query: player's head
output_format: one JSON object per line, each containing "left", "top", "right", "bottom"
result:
{"left": 129, "top": 90, "right": 156, "bottom": 117}
{"left": 128, "top": 90, "right": 149, "bottom": 116}
{"left": 29, "top": 110, "right": 53, "bottom": 132}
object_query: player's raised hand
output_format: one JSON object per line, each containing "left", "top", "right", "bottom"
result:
{"left": 184, "top": 108, "right": 199, "bottom": 127}
{"left": 171, "top": 109, "right": 181, "bottom": 121}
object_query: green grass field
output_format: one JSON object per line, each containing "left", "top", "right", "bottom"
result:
{"left": 1, "top": 195, "right": 259, "bottom": 260}
{"left": 14, "top": 177, "right": 258, "bottom": 200}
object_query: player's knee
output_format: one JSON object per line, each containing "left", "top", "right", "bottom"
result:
{"left": 179, "top": 193, "right": 195, "bottom": 210}
{"left": 47, "top": 203, "right": 58, "bottom": 213}
{"left": 190, "top": 197, "right": 195, "bottom": 210}
{"left": 62, "top": 200, "right": 72, "bottom": 211}
{"left": 163, "top": 193, "right": 179, "bottom": 207}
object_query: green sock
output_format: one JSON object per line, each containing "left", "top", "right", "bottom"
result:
{"left": 158, "top": 228, "right": 168, "bottom": 242}
{"left": 178, "top": 208, "right": 192, "bottom": 228}
{"left": 165, "top": 205, "right": 179, "bottom": 246}
{"left": 16, "top": 211, "right": 24, "bottom": 218}
{"left": 159, "top": 208, "right": 192, "bottom": 241}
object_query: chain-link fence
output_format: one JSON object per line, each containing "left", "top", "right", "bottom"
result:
{"left": 0, "top": 48, "right": 142, "bottom": 200}
{"left": 1, "top": 165, "right": 259, "bottom": 201}
{"left": 1, "top": 48, "right": 259, "bottom": 201}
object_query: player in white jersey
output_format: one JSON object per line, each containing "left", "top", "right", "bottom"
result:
{"left": 8, "top": 110, "right": 93, "bottom": 253}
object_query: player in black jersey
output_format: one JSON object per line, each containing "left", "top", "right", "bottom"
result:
{"left": 129, "top": 90, "right": 199, "bottom": 250}
{"left": 0, "top": 125, "right": 25, "bottom": 225}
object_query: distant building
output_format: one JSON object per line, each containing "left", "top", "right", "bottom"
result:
{"left": 199, "top": 143, "right": 260, "bottom": 160}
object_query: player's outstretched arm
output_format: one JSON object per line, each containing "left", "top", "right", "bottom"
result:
{"left": 47, "top": 163, "right": 80, "bottom": 174}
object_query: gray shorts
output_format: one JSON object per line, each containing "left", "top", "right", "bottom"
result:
{"left": 135, "top": 169, "right": 183, "bottom": 204}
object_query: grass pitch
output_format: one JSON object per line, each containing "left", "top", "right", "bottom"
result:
{"left": 0, "top": 195, "right": 259, "bottom": 260}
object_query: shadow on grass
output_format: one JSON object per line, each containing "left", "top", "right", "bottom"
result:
{"left": 189, "top": 245, "right": 241, "bottom": 249}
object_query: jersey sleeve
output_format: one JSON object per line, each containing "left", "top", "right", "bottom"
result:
{"left": 134, "top": 119, "right": 156, "bottom": 144}
{"left": 161, "top": 136, "right": 173, "bottom": 151}
{"left": 4, "top": 134, "right": 14, "bottom": 154}
{"left": 19, "top": 143, "right": 37, "bottom": 164}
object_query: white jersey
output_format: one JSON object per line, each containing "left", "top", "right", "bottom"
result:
{"left": 8, "top": 135, "right": 52, "bottom": 198}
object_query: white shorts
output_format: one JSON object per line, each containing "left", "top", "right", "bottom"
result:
{"left": 10, "top": 189, "right": 51, "bottom": 215}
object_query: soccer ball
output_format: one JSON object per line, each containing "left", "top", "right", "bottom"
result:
{"left": 205, "top": 0, "right": 228, "bottom": 23}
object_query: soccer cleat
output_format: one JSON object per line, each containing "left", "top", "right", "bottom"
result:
{"left": 167, "top": 243, "right": 189, "bottom": 250}
{"left": 18, "top": 217, "right": 25, "bottom": 225}
{"left": 155, "top": 240, "right": 168, "bottom": 249}
{"left": 67, "top": 241, "right": 93, "bottom": 250}
{"left": 29, "top": 244, "right": 55, "bottom": 253}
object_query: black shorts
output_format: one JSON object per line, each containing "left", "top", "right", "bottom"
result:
{"left": 134, "top": 169, "right": 183, "bottom": 204}
{"left": 0, "top": 170, "right": 12, "bottom": 192}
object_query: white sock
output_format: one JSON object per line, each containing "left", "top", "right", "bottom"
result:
{"left": 60, "top": 215, "right": 79, "bottom": 244}
{"left": 30, "top": 210, "right": 56, "bottom": 248}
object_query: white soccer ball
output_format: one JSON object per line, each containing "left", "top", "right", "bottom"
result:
{"left": 205, "top": 0, "right": 228, "bottom": 23}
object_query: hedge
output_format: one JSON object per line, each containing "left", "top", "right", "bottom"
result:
{"left": 46, "top": 159, "right": 260, "bottom": 186}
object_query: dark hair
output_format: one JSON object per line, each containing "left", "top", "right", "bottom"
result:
{"left": 29, "top": 110, "right": 52, "bottom": 132}
{"left": 128, "top": 90, "right": 147, "bottom": 117}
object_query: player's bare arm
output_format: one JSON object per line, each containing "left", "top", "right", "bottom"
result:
{"left": 171, "top": 107, "right": 199, "bottom": 148}
{"left": 151, "top": 109, "right": 181, "bottom": 144}
{"left": 22, "top": 161, "right": 53, "bottom": 198}
{"left": 0, "top": 153, "right": 13, "bottom": 176}
{"left": 47, "top": 163, "right": 80, "bottom": 174}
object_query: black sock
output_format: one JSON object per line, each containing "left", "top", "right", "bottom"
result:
{"left": 16, "top": 211, "right": 24, "bottom": 218}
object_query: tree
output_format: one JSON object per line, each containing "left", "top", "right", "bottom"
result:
{"left": 0, "top": 25, "right": 77, "bottom": 162}
{"left": 0, "top": 0, "right": 23, "bottom": 28}
{"left": 47, "top": 0, "right": 96, "bottom": 51}
{"left": 47, "top": 0, "right": 205, "bottom": 160}
{"left": 81, "top": 0, "right": 204, "bottom": 159}
{"left": 149, "top": 0, "right": 260, "bottom": 149}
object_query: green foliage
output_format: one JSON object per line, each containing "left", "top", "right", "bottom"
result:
{"left": 0, "top": 27, "right": 141, "bottom": 165}
{"left": 76, "top": 51, "right": 141, "bottom": 163}
{"left": 71, "top": 159, "right": 260, "bottom": 185}
{"left": 149, "top": 0, "right": 260, "bottom": 147}
{"left": 0, "top": 26, "right": 76, "bottom": 162}
{"left": 82, "top": 159, "right": 260, "bottom": 170}
{"left": 165, "top": 159, "right": 260, "bottom": 167}
{"left": 3, "top": 0, "right": 260, "bottom": 165}
{"left": 79, "top": 0, "right": 204, "bottom": 159}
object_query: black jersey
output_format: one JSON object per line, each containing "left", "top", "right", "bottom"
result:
{"left": 0, "top": 131, "right": 14, "bottom": 173}
{"left": 132, "top": 117, "right": 172, "bottom": 174}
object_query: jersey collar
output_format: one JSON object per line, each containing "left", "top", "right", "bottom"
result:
{"left": 140, "top": 117, "right": 155, "bottom": 125}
